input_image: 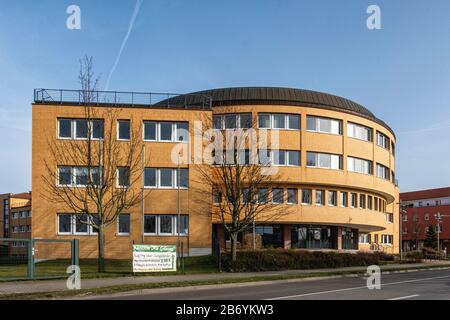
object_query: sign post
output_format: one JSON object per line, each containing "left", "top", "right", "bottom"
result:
{"left": 132, "top": 245, "right": 177, "bottom": 273}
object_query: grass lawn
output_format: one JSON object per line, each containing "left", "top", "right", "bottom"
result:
{"left": 0, "top": 255, "right": 218, "bottom": 281}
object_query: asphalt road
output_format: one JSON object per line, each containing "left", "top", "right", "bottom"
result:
{"left": 97, "top": 269, "right": 450, "bottom": 300}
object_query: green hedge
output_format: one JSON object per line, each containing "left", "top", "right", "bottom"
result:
{"left": 221, "top": 250, "right": 394, "bottom": 272}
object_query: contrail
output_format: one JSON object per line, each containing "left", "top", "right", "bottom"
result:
{"left": 397, "top": 122, "right": 450, "bottom": 135}
{"left": 103, "top": 0, "right": 143, "bottom": 91}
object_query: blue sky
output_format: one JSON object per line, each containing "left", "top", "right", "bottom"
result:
{"left": 1, "top": 0, "right": 450, "bottom": 193}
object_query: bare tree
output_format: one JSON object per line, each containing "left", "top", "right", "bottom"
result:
{"left": 193, "top": 109, "right": 287, "bottom": 261}
{"left": 42, "top": 56, "right": 143, "bottom": 272}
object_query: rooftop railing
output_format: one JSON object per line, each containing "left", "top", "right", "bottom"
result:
{"left": 34, "top": 89, "right": 212, "bottom": 110}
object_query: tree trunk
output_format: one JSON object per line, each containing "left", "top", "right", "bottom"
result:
{"left": 97, "top": 226, "right": 105, "bottom": 273}
{"left": 230, "top": 233, "right": 238, "bottom": 262}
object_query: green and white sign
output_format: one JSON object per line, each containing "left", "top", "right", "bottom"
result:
{"left": 132, "top": 245, "right": 177, "bottom": 272}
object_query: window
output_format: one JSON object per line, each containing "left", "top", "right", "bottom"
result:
{"left": 359, "top": 194, "right": 366, "bottom": 209}
{"left": 74, "top": 167, "right": 89, "bottom": 186}
{"left": 376, "top": 164, "right": 390, "bottom": 180}
{"left": 302, "top": 189, "right": 312, "bottom": 205}
{"left": 58, "top": 119, "right": 104, "bottom": 139}
{"left": 258, "top": 114, "right": 271, "bottom": 129}
{"left": 374, "top": 197, "right": 378, "bottom": 211}
{"left": 402, "top": 214, "right": 408, "bottom": 222}
{"left": 359, "top": 233, "right": 371, "bottom": 244}
{"left": 392, "top": 142, "right": 396, "bottom": 156}
{"left": 367, "top": 196, "right": 373, "bottom": 210}
{"left": 58, "top": 214, "right": 97, "bottom": 235}
{"left": 328, "top": 191, "right": 337, "bottom": 206}
{"left": 386, "top": 213, "right": 393, "bottom": 223}
{"left": 176, "top": 123, "right": 189, "bottom": 142}
{"left": 145, "top": 168, "right": 189, "bottom": 189}
{"left": 175, "top": 215, "right": 189, "bottom": 235}
{"left": 160, "top": 122, "right": 173, "bottom": 141}
{"left": 159, "top": 215, "right": 173, "bottom": 235}
{"left": 350, "top": 193, "right": 357, "bottom": 208}
{"left": 242, "top": 188, "right": 252, "bottom": 204}
{"left": 347, "top": 157, "right": 373, "bottom": 175}
{"left": 381, "top": 234, "right": 393, "bottom": 245}
{"left": 213, "top": 189, "right": 222, "bottom": 204}
{"left": 257, "top": 188, "right": 269, "bottom": 204}
{"left": 58, "top": 167, "right": 72, "bottom": 186}
{"left": 144, "top": 168, "right": 157, "bottom": 187}
{"left": 117, "top": 167, "right": 130, "bottom": 187}
{"left": 58, "top": 119, "right": 72, "bottom": 138}
{"left": 306, "top": 116, "right": 341, "bottom": 135}
{"left": 376, "top": 132, "right": 390, "bottom": 150}
{"left": 340, "top": 192, "right": 348, "bottom": 207}
{"left": 272, "top": 188, "right": 283, "bottom": 204}
{"left": 287, "top": 151, "right": 300, "bottom": 166}
{"left": 287, "top": 189, "right": 298, "bottom": 204}
{"left": 143, "top": 121, "right": 157, "bottom": 141}
{"left": 214, "top": 114, "right": 252, "bottom": 130}
{"left": 347, "top": 122, "right": 372, "bottom": 141}
{"left": 258, "top": 113, "right": 300, "bottom": 130}
{"left": 144, "top": 215, "right": 157, "bottom": 234}
{"left": 307, "top": 152, "right": 342, "bottom": 170}
{"left": 315, "top": 190, "right": 325, "bottom": 206}
{"left": 425, "top": 214, "right": 430, "bottom": 221}
{"left": 159, "top": 168, "right": 174, "bottom": 188}
{"left": 177, "top": 168, "right": 189, "bottom": 188}
{"left": 118, "top": 214, "right": 130, "bottom": 235}
{"left": 143, "top": 214, "right": 189, "bottom": 236}
{"left": 264, "top": 150, "right": 300, "bottom": 166}
{"left": 117, "top": 120, "right": 130, "bottom": 140}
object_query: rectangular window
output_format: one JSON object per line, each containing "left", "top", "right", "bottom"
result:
{"left": 92, "top": 120, "right": 104, "bottom": 139}
{"left": 213, "top": 115, "right": 222, "bottom": 129}
{"left": 328, "top": 191, "right": 337, "bottom": 206}
{"left": 213, "top": 189, "right": 222, "bottom": 204}
{"left": 144, "top": 215, "right": 157, "bottom": 234}
{"left": 239, "top": 114, "right": 252, "bottom": 129}
{"left": 359, "top": 194, "right": 366, "bottom": 209}
{"left": 242, "top": 188, "right": 251, "bottom": 204}
{"left": 287, "top": 189, "right": 298, "bottom": 204}
{"left": 359, "top": 233, "right": 371, "bottom": 244}
{"left": 350, "top": 193, "right": 357, "bottom": 208}
{"left": 347, "top": 122, "right": 372, "bottom": 142}
{"left": 118, "top": 214, "right": 130, "bottom": 235}
{"left": 386, "top": 213, "right": 394, "bottom": 223}
{"left": 257, "top": 188, "right": 269, "bottom": 204}
{"left": 58, "top": 167, "right": 72, "bottom": 186}
{"left": 144, "top": 168, "right": 157, "bottom": 187}
{"left": 175, "top": 215, "right": 189, "bottom": 235}
{"left": 224, "top": 114, "right": 237, "bottom": 129}
{"left": 74, "top": 214, "right": 88, "bottom": 234}
{"left": 307, "top": 152, "right": 342, "bottom": 170}
{"left": 347, "top": 157, "right": 373, "bottom": 175}
{"left": 374, "top": 197, "right": 379, "bottom": 211}
{"left": 58, "top": 119, "right": 72, "bottom": 138}
{"left": 367, "top": 196, "right": 373, "bottom": 210}
{"left": 159, "top": 168, "right": 174, "bottom": 188}
{"left": 306, "top": 116, "right": 341, "bottom": 135}
{"left": 273, "top": 114, "right": 286, "bottom": 129}
{"left": 74, "top": 167, "right": 89, "bottom": 186}
{"left": 117, "top": 167, "right": 130, "bottom": 187}
{"left": 272, "top": 188, "right": 283, "bottom": 204}
{"left": 288, "top": 115, "right": 300, "bottom": 130}
{"left": 258, "top": 114, "right": 271, "bottom": 129}
{"left": 376, "top": 163, "right": 390, "bottom": 180}
{"left": 273, "top": 150, "right": 286, "bottom": 166}
{"left": 159, "top": 215, "right": 173, "bottom": 234}
{"left": 302, "top": 189, "right": 312, "bottom": 205}
{"left": 287, "top": 151, "right": 300, "bottom": 166}
{"left": 381, "top": 234, "right": 393, "bottom": 245}
{"left": 159, "top": 122, "right": 173, "bottom": 141}
{"left": 75, "top": 120, "right": 88, "bottom": 139}
{"left": 117, "top": 120, "right": 130, "bottom": 140}
{"left": 177, "top": 168, "right": 189, "bottom": 188}
{"left": 143, "top": 121, "right": 157, "bottom": 141}
{"left": 376, "top": 132, "right": 390, "bottom": 150}
{"left": 176, "top": 122, "right": 189, "bottom": 142}
{"left": 315, "top": 190, "right": 325, "bottom": 206}
{"left": 340, "top": 192, "right": 348, "bottom": 207}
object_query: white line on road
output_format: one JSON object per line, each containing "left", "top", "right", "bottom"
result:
{"left": 388, "top": 294, "right": 420, "bottom": 300}
{"left": 266, "top": 273, "right": 450, "bottom": 300}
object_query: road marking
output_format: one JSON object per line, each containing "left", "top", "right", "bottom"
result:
{"left": 266, "top": 273, "right": 450, "bottom": 300}
{"left": 388, "top": 294, "right": 419, "bottom": 300}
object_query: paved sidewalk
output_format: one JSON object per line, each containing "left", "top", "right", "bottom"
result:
{"left": 1, "top": 262, "right": 449, "bottom": 296}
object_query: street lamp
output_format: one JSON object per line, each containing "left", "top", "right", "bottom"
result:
{"left": 434, "top": 212, "right": 442, "bottom": 253}
{"left": 397, "top": 202, "right": 407, "bottom": 261}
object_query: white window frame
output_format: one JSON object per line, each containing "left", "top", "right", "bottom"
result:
{"left": 306, "top": 116, "right": 342, "bottom": 135}
{"left": 257, "top": 113, "right": 300, "bottom": 130}
{"left": 158, "top": 215, "right": 174, "bottom": 235}
{"left": 272, "top": 188, "right": 284, "bottom": 204}
{"left": 143, "top": 215, "right": 157, "bottom": 236}
{"left": 57, "top": 119, "right": 73, "bottom": 139}
{"left": 340, "top": 192, "right": 348, "bottom": 207}
{"left": 287, "top": 189, "right": 298, "bottom": 205}
{"left": 116, "top": 167, "right": 130, "bottom": 188}
{"left": 174, "top": 215, "right": 189, "bottom": 236}
{"left": 307, "top": 152, "right": 342, "bottom": 170}
{"left": 359, "top": 233, "right": 371, "bottom": 244}
{"left": 57, "top": 214, "right": 73, "bottom": 235}
{"left": 158, "top": 168, "right": 175, "bottom": 189}
{"left": 328, "top": 190, "right": 337, "bottom": 207}
{"left": 117, "top": 214, "right": 130, "bottom": 236}
{"left": 143, "top": 121, "right": 157, "bottom": 141}
{"left": 117, "top": 120, "right": 131, "bottom": 141}
{"left": 158, "top": 122, "right": 174, "bottom": 142}
{"left": 376, "top": 132, "right": 390, "bottom": 150}
{"left": 347, "top": 122, "right": 372, "bottom": 142}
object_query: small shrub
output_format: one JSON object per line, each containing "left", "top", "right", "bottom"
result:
{"left": 221, "top": 250, "right": 394, "bottom": 272}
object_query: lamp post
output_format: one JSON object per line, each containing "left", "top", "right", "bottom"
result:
{"left": 434, "top": 212, "right": 442, "bottom": 253}
{"left": 397, "top": 202, "right": 407, "bottom": 261}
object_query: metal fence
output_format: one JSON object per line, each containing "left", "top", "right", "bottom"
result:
{"left": 0, "top": 238, "right": 79, "bottom": 281}
{"left": 34, "top": 88, "right": 213, "bottom": 110}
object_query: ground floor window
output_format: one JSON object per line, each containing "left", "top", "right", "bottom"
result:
{"left": 359, "top": 233, "right": 371, "bottom": 244}
{"left": 118, "top": 214, "right": 130, "bottom": 235}
{"left": 291, "top": 225, "right": 332, "bottom": 249}
{"left": 57, "top": 214, "right": 97, "bottom": 235}
{"left": 144, "top": 214, "right": 189, "bottom": 236}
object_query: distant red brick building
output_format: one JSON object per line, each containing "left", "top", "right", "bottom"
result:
{"left": 400, "top": 187, "right": 450, "bottom": 253}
